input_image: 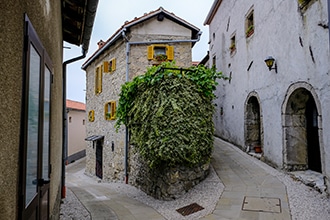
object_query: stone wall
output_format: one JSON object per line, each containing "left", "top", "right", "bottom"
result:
{"left": 129, "top": 149, "right": 210, "bottom": 200}
{"left": 85, "top": 19, "right": 196, "bottom": 181}
{"left": 208, "top": 0, "right": 330, "bottom": 173}
{"left": 85, "top": 40, "right": 127, "bottom": 181}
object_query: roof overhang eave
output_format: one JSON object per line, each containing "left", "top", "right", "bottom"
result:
{"left": 204, "top": 0, "right": 222, "bottom": 25}
{"left": 81, "top": 29, "right": 123, "bottom": 70}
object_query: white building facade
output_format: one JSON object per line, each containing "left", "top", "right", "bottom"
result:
{"left": 205, "top": 0, "right": 330, "bottom": 186}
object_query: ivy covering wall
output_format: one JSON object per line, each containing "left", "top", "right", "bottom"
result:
{"left": 116, "top": 62, "right": 227, "bottom": 168}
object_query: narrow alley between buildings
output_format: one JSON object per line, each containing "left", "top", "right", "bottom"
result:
{"left": 60, "top": 137, "right": 330, "bottom": 220}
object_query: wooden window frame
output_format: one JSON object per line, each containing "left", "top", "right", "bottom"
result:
{"left": 19, "top": 14, "right": 53, "bottom": 220}
{"left": 95, "top": 66, "right": 102, "bottom": 95}
{"left": 147, "top": 44, "right": 174, "bottom": 61}
{"left": 104, "top": 101, "right": 116, "bottom": 120}
{"left": 245, "top": 8, "right": 254, "bottom": 38}
{"left": 88, "top": 110, "right": 95, "bottom": 122}
{"left": 103, "top": 58, "right": 116, "bottom": 73}
{"left": 230, "top": 33, "right": 236, "bottom": 55}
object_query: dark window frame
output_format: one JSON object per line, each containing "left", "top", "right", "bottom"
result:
{"left": 19, "top": 14, "right": 53, "bottom": 220}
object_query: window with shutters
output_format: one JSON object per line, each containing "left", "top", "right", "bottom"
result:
{"left": 245, "top": 7, "right": 254, "bottom": 38}
{"left": 298, "top": 0, "right": 314, "bottom": 11}
{"left": 103, "top": 58, "right": 116, "bottom": 73}
{"left": 147, "top": 44, "right": 174, "bottom": 62}
{"left": 105, "top": 101, "right": 116, "bottom": 120}
{"left": 95, "top": 66, "right": 102, "bottom": 95}
{"left": 88, "top": 110, "right": 95, "bottom": 122}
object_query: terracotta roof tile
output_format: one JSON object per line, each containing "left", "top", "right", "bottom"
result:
{"left": 66, "top": 99, "right": 86, "bottom": 111}
{"left": 82, "top": 7, "right": 200, "bottom": 69}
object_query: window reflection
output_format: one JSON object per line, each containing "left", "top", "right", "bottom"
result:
{"left": 25, "top": 44, "right": 40, "bottom": 206}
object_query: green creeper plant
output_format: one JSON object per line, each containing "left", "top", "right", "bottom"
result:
{"left": 116, "top": 61, "right": 227, "bottom": 168}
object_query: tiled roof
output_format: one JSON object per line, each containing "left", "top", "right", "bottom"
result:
{"left": 82, "top": 7, "right": 200, "bottom": 70}
{"left": 66, "top": 99, "right": 86, "bottom": 111}
{"left": 204, "top": 0, "right": 222, "bottom": 25}
{"left": 192, "top": 61, "right": 200, "bottom": 66}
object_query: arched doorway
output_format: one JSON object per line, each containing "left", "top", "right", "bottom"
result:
{"left": 283, "top": 87, "right": 322, "bottom": 172}
{"left": 306, "top": 96, "right": 321, "bottom": 172}
{"left": 245, "top": 95, "right": 262, "bottom": 152}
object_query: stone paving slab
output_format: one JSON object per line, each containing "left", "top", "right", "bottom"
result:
{"left": 200, "top": 138, "right": 291, "bottom": 220}
{"left": 64, "top": 137, "right": 292, "bottom": 219}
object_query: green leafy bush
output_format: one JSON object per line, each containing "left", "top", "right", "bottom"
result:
{"left": 116, "top": 62, "right": 226, "bottom": 168}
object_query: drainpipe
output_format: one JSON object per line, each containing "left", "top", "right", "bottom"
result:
{"left": 328, "top": 0, "right": 330, "bottom": 49}
{"left": 122, "top": 30, "right": 202, "bottom": 184}
{"left": 61, "top": 49, "right": 86, "bottom": 198}
{"left": 61, "top": 0, "right": 98, "bottom": 199}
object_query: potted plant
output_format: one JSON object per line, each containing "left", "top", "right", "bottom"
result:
{"left": 246, "top": 25, "right": 254, "bottom": 37}
{"left": 154, "top": 54, "right": 167, "bottom": 61}
{"left": 254, "top": 144, "right": 262, "bottom": 153}
{"left": 105, "top": 112, "right": 111, "bottom": 120}
{"left": 229, "top": 43, "right": 236, "bottom": 53}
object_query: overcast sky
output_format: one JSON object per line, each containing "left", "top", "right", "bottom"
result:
{"left": 64, "top": 0, "right": 214, "bottom": 103}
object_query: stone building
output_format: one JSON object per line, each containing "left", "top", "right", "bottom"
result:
{"left": 0, "top": 1, "right": 98, "bottom": 219}
{"left": 82, "top": 7, "right": 201, "bottom": 182}
{"left": 66, "top": 100, "right": 87, "bottom": 164}
{"left": 205, "top": 0, "right": 330, "bottom": 187}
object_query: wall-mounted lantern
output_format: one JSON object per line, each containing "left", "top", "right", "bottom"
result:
{"left": 264, "top": 56, "right": 277, "bottom": 73}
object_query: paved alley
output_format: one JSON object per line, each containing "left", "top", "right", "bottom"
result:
{"left": 61, "top": 137, "right": 330, "bottom": 220}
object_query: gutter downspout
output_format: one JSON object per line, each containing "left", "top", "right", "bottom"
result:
{"left": 122, "top": 30, "right": 202, "bottom": 184}
{"left": 328, "top": 0, "right": 330, "bottom": 49}
{"left": 61, "top": 0, "right": 98, "bottom": 199}
{"left": 61, "top": 49, "right": 86, "bottom": 199}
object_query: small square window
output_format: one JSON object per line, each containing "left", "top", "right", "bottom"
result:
{"left": 245, "top": 9, "right": 254, "bottom": 38}
{"left": 88, "top": 110, "right": 95, "bottom": 122}
{"left": 103, "top": 58, "right": 116, "bottom": 73}
{"left": 105, "top": 101, "right": 116, "bottom": 120}
{"left": 230, "top": 35, "right": 236, "bottom": 55}
{"left": 147, "top": 45, "right": 174, "bottom": 62}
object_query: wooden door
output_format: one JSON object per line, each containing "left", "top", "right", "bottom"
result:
{"left": 95, "top": 140, "right": 103, "bottom": 179}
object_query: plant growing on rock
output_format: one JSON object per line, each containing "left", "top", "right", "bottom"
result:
{"left": 116, "top": 61, "right": 227, "bottom": 168}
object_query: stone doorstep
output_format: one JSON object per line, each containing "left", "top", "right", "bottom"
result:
{"left": 289, "top": 170, "right": 326, "bottom": 193}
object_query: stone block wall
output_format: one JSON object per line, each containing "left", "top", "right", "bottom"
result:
{"left": 129, "top": 149, "right": 210, "bottom": 200}
{"left": 85, "top": 31, "right": 195, "bottom": 181}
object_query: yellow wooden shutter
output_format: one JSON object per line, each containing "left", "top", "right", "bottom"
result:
{"left": 167, "top": 46, "right": 174, "bottom": 60}
{"left": 103, "top": 61, "right": 109, "bottom": 73}
{"left": 111, "top": 58, "right": 116, "bottom": 72}
{"left": 147, "top": 45, "right": 154, "bottom": 60}
{"left": 111, "top": 101, "right": 116, "bottom": 120}
{"left": 95, "top": 67, "right": 99, "bottom": 94}
{"left": 88, "top": 110, "right": 94, "bottom": 122}
{"left": 98, "top": 66, "right": 102, "bottom": 94}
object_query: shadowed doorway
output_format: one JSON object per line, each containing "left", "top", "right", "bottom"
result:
{"left": 245, "top": 96, "right": 262, "bottom": 152}
{"left": 283, "top": 88, "right": 321, "bottom": 172}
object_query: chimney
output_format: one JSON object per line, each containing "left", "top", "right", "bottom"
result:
{"left": 97, "top": 40, "right": 105, "bottom": 49}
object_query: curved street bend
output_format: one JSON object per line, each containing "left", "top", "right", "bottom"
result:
{"left": 60, "top": 137, "right": 330, "bottom": 220}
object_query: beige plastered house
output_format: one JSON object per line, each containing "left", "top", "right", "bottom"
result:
{"left": 66, "top": 100, "right": 87, "bottom": 164}
{"left": 0, "top": 1, "right": 98, "bottom": 219}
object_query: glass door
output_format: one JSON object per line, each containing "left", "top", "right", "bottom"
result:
{"left": 20, "top": 15, "right": 52, "bottom": 220}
